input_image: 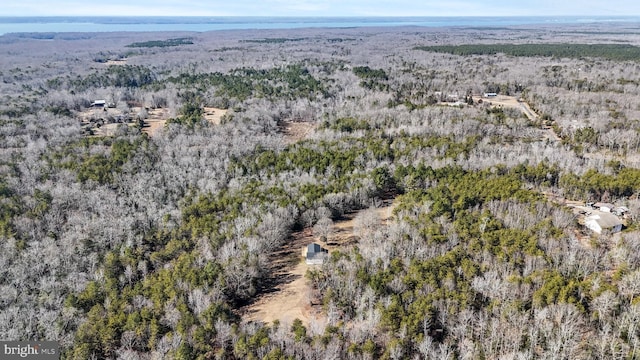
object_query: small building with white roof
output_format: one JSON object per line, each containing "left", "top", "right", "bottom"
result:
{"left": 584, "top": 212, "right": 623, "bottom": 234}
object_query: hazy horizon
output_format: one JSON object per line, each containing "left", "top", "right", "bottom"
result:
{"left": 3, "top": 0, "right": 640, "bottom": 17}
{"left": 2, "top": 16, "right": 637, "bottom": 36}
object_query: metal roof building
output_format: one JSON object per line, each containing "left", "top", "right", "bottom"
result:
{"left": 585, "top": 212, "right": 623, "bottom": 234}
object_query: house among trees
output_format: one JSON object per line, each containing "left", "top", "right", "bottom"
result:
{"left": 593, "top": 202, "right": 615, "bottom": 212}
{"left": 584, "top": 212, "right": 623, "bottom": 234}
{"left": 305, "top": 243, "right": 328, "bottom": 265}
{"left": 614, "top": 206, "right": 629, "bottom": 217}
{"left": 91, "top": 100, "right": 106, "bottom": 108}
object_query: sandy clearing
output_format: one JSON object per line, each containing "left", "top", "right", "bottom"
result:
{"left": 141, "top": 108, "right": 170, "bottom": 137}
{"left": 243, "top": 226, "right": 318, "bottom": 326}
{"left": 282, "top": 121, "right": 316, "bottom": 143}
{"left": 331, "top": 200, "right": 396, "bottom": 246}
{"left": 142, "top": 120, "right": 166, "bottom": 136}
{"left": 473, "top": 95, "right": 563, "bottom": 142}
{"left": 473, "top": 95, "right": 538, "bottom": 121}
{"left": 79, "top": 107, "right": 132, "bottom": 137}
{"left": 81, "top": 106, "right": 227, "bottom": 137}
{"left": 78, "top": 107, "right": 121, "bottom": 121}
{"left": 244, "top": 260, "right": 316, "bottom": 326}
{"left": 91, "top": 123, "right": 129, "bottom": 137}
{"left": 204, "top": 107, "right": 228, "bottom": 125}
{"left": 244, "top": 200, "right": 396, "bottom": 326}
{"left": 141, "top": 107, "right": 226, "bottom": 136}
{"left": 105, "top": 59, "right": 127, "bottom": 66}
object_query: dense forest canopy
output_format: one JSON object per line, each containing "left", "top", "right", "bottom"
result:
{"left": 415, "top": 43, "right": 640, "bottom": 61}
{"left": 3, "top": 23, "right": 640, "bottom": 359}
{"left": 125, "top": 37, "right": 194, "bottom": 48}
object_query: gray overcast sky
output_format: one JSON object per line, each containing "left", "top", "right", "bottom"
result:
{"left": 3, "top": 0, "right": 640, "bottom": 17}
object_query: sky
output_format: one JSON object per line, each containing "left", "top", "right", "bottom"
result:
{"left": 3, "top": 0, "right": 640, "bottom": 17}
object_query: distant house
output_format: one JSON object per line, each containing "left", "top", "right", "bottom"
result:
{"left": 91, "top": 100, "right": 106, "bottom": 108}
{"left": 594, "top": 202, "right": 615, "bottom": 213}
{"left": 306, "top": 243, "right": 328, "bottom": 265}
{"left": 614, "top": 206, "right": 629, "bottom": 217}
{"left": 585, "top": 212, "right": 623, "bottom": 234}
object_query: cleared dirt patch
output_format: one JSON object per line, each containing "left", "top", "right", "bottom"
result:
{"left": 243, "top": 227, "right": 318, "bottom": 326}
{"left": 80, "top": 106, "right": 227, "bottom": 137}
{"left": 473, "top": 95, "right": 563, "bottom": 142}
{"left": 92, "top": 123, "right": 134, "bottom": 137}
{"left": 473, "top": 95, "right": 538, "bottom": 121}
{"left": 281, "top": 121, "right": 316, "bottom": 143}
{"left": 142, "top": 107, "right": 226, "bottom": 137}
{"left": 203, "top": 107, "right": 228, "bottom": 125}
{"left": 141, "top": 108, "right": 170, "bottom": 137}
{"left": 78, "top": 107, "right": 133, "bottom": 137}
{"left": 331, "top": 200, "right": 396, "bottom": 246}
{"left": 244, "top": 258, "right": 315, "bottom": 326}
{"left": 105, "top": 59, "right": 127, "bottom": 66}
{"left": 243, "top": 200, "right": 396, "bottom": 326}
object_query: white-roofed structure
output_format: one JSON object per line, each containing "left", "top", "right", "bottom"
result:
{"left": 91, "top": 100, "right": 106, "bottom": 107}
{"left": 584, "top": 212, "right": 623, "bottom": 234}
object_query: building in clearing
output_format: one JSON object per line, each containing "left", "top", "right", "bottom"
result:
{"left": 305, "top": 243, "right": 328, "bottom": 265}
{"left": 584, "top": 212, "right": 623, "bottom": 234}
{"left": 91, "top": 100, "right": 106, "bottom": 108}
{"left": 593, "top": 202, "right": 615, "bottom": 213}
{"left": 614, "top": 206, "right": 629, "bottom": 217}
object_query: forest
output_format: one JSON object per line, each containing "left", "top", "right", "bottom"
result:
{"left": 3, "top": 22, "right": 640, "bottom": 359}
{"left": 414, "top": 43, "right": 640, "bottom": 61}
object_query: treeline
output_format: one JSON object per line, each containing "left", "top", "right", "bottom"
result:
{"left": 167, "top": 64, "right": 326, "bottom": 101}
{"left": 415, "top": 43, "right": 640, "bottom": 61}
{"left": 353, "top": 66, "right": 389, "bottom": 91}
{"left": 126, "top": 38, "right": 194, "bottom": 48}
{"left": 240, "top": 38, "right": 307, "bottom": 44}
{"left": 560, "top": 167, "right": 640, "bottom": 201}
{"left": 46, "top": 65, "right": 157, "bottom": 92}
{"left": 45, "top": 136, "right": 152, "bottom": 185}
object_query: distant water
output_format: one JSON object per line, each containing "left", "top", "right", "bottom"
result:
{"left": 1, "top": 16, "right": 640, "bottom": 36}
